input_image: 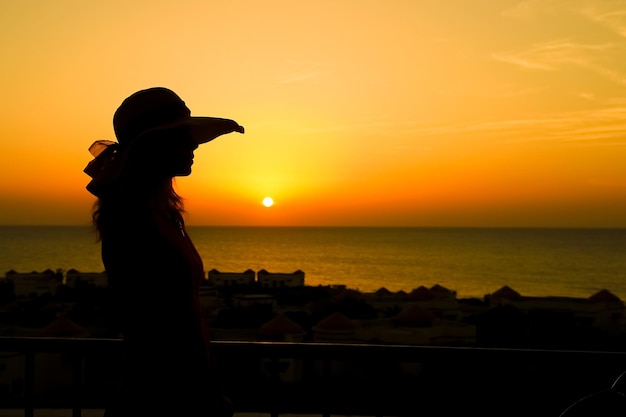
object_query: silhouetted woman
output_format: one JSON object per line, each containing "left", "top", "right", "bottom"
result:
{"left": 84, "top": 87, "right": 244, "bottom": 416}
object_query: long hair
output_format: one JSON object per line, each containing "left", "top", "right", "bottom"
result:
{"left": 90, "top": 126, "right": 193, "bottom": 241}
{"left": 91, "top": 177, "right": 186, "bottom": 241}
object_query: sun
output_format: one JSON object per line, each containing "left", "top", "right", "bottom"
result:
{"left": 262, "top": 196, "right": 274, "bottom": 207}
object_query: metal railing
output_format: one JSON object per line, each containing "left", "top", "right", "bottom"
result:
{"left": 2, "top": 336, "right": 626, "bottom": 417}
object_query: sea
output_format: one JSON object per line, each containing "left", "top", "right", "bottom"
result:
{"left": 0, "top": 226, "right": 625, "bottom": 300}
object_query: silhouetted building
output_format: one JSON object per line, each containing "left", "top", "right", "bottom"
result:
{"left": 4, "top": 269, "right": 60, "bottom": 297}
{"left": 258, "top": 269, "right": 305, "bottom": 288}
{"left": 65, "top": 269, "right": 108, "bottom": 288}
{"left": 487, "top": 286, "right": 625, "bottom": 336}
{"left": 208, "top": 269, "right": 255, "bottom": 287}
{"left": 232, "top": 294, "right": 276, "bottom": 309}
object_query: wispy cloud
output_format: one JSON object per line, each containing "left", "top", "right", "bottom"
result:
{"left": 576, "top": 92, "right": 598, "bottom": 101}
{"left": 433, "top": 84, "right": 543, "bottom": 99}
{"left": 493, "top": 39, "right": 626, "bottom": 86}
{"left": 466, "top": 106, "right": 626, "bottom": 146}
{"left": 501, "top": 0, "right": 563, "bottom": 19}
{"left": 579, "top": 59, "right": 626, "bottom": 86}
{"left": 502, "top": 0, "right": 626, "bottom": 39}
{"left": 579, "top": 2, "right": 626, "bottom": 38}
{"left": 493, "top": 39, "right": 612, "bottom": 71}
{"left": 272, "top": 105, "right": 626, "bottom": 150}
{"left": 276, "top": 60, "right": 331, "bottom": 85}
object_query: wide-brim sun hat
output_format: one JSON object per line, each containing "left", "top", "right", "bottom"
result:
{"left": 84, "top": 87, "right": 244, "bottom": 197}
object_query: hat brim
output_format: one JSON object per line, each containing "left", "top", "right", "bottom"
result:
{"left": 131, "top": 116, "right": 244, "bottom": 147}
{"left": 186, "top": 116, "right": 245, "bottom": 145}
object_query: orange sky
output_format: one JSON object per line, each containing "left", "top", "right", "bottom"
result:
{"left": 1, "top": 0, "right": 625, "bottom": 227}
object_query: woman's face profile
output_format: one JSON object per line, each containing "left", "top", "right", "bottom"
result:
{"left": 164, "top": 128, "right": 198, "bottom": 177}
{"left": 129, "top": 127, "right": 198, "bottom": 180}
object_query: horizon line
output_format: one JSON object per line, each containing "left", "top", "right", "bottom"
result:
{"left": 1, "top": 224, "right": 625, "bottom": 230}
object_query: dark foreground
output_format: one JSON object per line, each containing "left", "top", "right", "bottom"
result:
{"left": 2, "top": 337, "right": 626, "bottom": 417}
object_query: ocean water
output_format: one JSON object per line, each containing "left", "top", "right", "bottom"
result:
{"left": 0, "top": 226, "right": 625, "bottom": 300}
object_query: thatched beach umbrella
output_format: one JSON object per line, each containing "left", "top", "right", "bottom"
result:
{"left": 395, "top": 303, "right": 436, "bottom": 327}
{"left": 312, "top": 312, "right": 357, "bottom": 342}
{"left": 40, "top": 315, "right": 87, "bottom": 338}
{"left": 259, "top": 313, "right": 306, "bottom": 341}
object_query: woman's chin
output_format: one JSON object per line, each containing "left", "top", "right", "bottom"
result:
{"left": 173, "top": 167, "right": 193, "bottom": 177}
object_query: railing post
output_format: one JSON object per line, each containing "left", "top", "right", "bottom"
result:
{"left": 269, "top": 354, "right": 279, "bottom": 417}
{"left": 322, "top": 357, "right": 330, "bottom": 417}
{"left": 24, "top": 351, "right": 34, "bottom": 417}
{"left": 72, "top": 353, "right": 83, "bottom": 417}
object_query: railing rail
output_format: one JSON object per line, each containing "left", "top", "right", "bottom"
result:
{"left": 2, "top": 337, "right": 626, "bottom": 417}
